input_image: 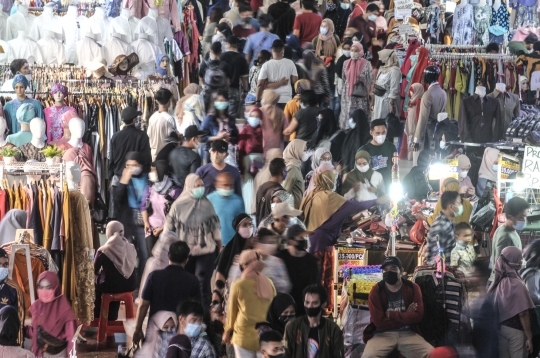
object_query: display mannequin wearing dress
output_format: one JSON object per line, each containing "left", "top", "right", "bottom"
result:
{"left": 5, "top": 5, "right": 35, "bottom": 41}
{"left": 0, "top": 117, "right": 8, "bottom": 148}
{"left": 130, "top": 33, "right": 162, "bottom": 80}
{"left": 14, "top": 117, "right": 46, "bottom": 162}
{"left": 0, "top": 4, "right": 8, "bottom": 41}
{"left": 103, "top": 32, "right": 134, "bottom": 66}
{"left": 135, "top": 8, "right": 173, "bottom": 52}
{"left": 86, "top": 6, "right": 111, "bottom": 44}
{"left": 458, "top": 85, "right": 504, "bottom": 143}
{"left": 452, "top": 0, "right": 474, "bottom": 45}
{"left": 62, "top": 5, "right": 88, "bottom": 64}
{"left": 488, "top": 83, "right": 520, "bottom": 133}
{"left": 28, "top": 3, "right": 61, "bottom": 41}
{"left": 5, "top": 103, "right": 34, "bottom": 147}
{"left": 77, "top": 32, "right": 105, "bottom": 67}
{"left": 37, "top": 30, "right": 66, "bottom": 65}
{"left": 44, "top": 84, "right": 76, "bottom": 143}
{"left": 7, "top": 30, "right": 43, "bottom": 64}
{"left": 60, "top": 117, "right": 95, "bottom": 170}
{"left": 111, "top": 8, "right": 140, "bottom": 43}
{"left": 473, "top": 0, "right": 491, "bottom": 46}
{"left": 4, "top": 75, "right": 43, "bottom": 135}
{"left": 110, "top": 53, "right": 140, "bottom": 82}
{"left": 148, "top": 54, "right": 179, "bottom": 111}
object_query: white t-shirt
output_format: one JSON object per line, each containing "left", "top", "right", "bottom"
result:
{"left": 258, "top": 58, "right": 298, "bottom": 103}
{"left": 343, "top": 170, "right": 385, "bottom": 202}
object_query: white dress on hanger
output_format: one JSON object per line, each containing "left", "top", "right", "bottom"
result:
{"left": 134, "top": 10, "right": 173, "bottom": 53}
{"left": 5, "top": 6, "right": 35, "bottom": 41}
{"left": 103, "top": 33, "right": 134, "bottom": 66}
{"left": 0, "top": 5, "right": 8, "bottom": 41}
{"left": 61, "top": 6, "right": 88, "bottom": 65}
{"left": 28, "top": 4, "right": 62, "bottom": 41}
{"left": 111, "top": 9, "right": 140, "bottom": 43}
{"left": 76, "top": 33, "right": 104, "bottom": 67}
{"left": 130, "top": 33, "right": 162, "bottom": 80}
{"left": 8, "top": 31, "right": 43, "bottom": 63}
{"left": 37, "top": 32, "right": 66, "bottom": 65}
{"left": 84, "top": 7, "right": 112, "bottom": 45}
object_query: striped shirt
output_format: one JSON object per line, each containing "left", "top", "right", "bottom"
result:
{"left": 426, "top": 212, "right": 455, "bottom": 265}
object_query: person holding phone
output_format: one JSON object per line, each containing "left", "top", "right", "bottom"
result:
{"left": 341, "top": 150, "right": 385, "bottom": 201}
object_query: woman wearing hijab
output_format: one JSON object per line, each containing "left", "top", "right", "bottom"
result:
{"left": 323, "top": 0, "right": 352, "bottom": 39}
{"left": 29, "top": 271, "right": 77, "bottom": 357}
{"left": 297, "top": 50, "right": 332, "bottom": 107}
{"left": 477, "top": 147, "right": 500, "bottom": 197}
{"left": 339, "top": 42, "right": 373, "bottom": 129}
{"left": 342, "top": 150, "right": 385, "bottom": 201}
{"left": 166, "top": 334, "right": 192, "bottom": 358}
{"left": 265, "top": 293, "right": 296, "bottom": 335}
{"left": 175, "top": 84, "right": 205, "bottom": 135}
{"left": 410, "top": 46, "right": 429, "bottom": 85}
{"left": 94, "top": 221, "right": 137, "bottom": 321}
{"left": 164, "top": 174, "right": 221, "bottom": 307}
{"left": 113, "top": 151, "right": 149, "bottom": 280}
{"left": 306, "top": 109, "right": 344, "bottom": 163}
{"left": 341, "top": 108, "right": 371, "bottom": 172}
{"left": 406, "top": 83, "right": 424, "bottom": 162}
{"left": 252, "top": 148, "right": 283, "bottom": 214}
{"left": 62, "top": 147, "right": 97, "bottom": 206}
{"left": 425, "top": 177, "right": 474, "bottom": 226}
{"left": 301, "top": 170, "right": 382, "bottom": 311}
{"left": 489, "top": 246, "right": 534, "bottom": 357}
{"left": 284, "top": 80, "right": 310, "bottom": 133}
{"left": 456, "top": 154, "right": 475, "bottom": 199}
{"left": 0, "top": 306, "right": 34, "bottom": 357}
{"left": 305, "top": 147, "right": 334, "bottom": 190}
{"left": 283, "top": 139, "right": 307, "bottom": 209}
{"left": 223, "top": 250, "right": 276, "bottom": 357}
{"left": 373, "top": 50, "right": 401, "bottom": 120}
{"left": 334, "top": 39, "right": 352, "bottom": 118}
{"left": 260, "top": 90, "right": 289, "bottom": 156}
{"left": 141, "top": 160, "right": 181, "bottom": 252}
{"left": 134, "top": 311, "right": 178, "bottom": 358}
{"left": 313, "top": 19, "right": 340, "bottom": 95}
{"left": 0, "top": 210, "right": 27, "bottom": 245}
{"left": 215, "top": 214, "right": 254, "bottom": 288}
{"left": 304, "top": 161, "right": 336, "bottom": 199}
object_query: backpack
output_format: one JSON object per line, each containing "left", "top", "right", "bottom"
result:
{"left": 204, "top": 60, "right": 226, "bottom": 89}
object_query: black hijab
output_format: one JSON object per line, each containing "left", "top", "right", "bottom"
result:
{"left": 0, "top": 306, "right": 20, "bottom": 346}
{"left": 307, "top": 108, "right": 337, "bottom": 150}
{"left": 153, "top": 160, "right": 169, "bottom": 182}
{"left": 341, "top": 109, "right": 371, "bottom": 172}
{"left": 215, "top": 213, "right": 252, "bottom": 278}
{"left": 336, "top": 39, "right": 353, "bottom": 80}
{"left": 266, "top": 293, "right": 296, "bottom": 334}
{"left": 125, "top": 151, "right": 143, "bottom": 164}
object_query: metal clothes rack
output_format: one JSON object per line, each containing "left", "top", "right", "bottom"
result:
{"left": 426, "top": 44, "right": 488, "bottom": 52}
{"left": 429, "top": 53, "right": 517, "bottom": 61}
{"left": 0, "top": 161, "right": 65, "bottom": 187}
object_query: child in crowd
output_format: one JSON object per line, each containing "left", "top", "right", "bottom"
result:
{"left": 450, "top": 222, "right": 476, "bottom": 274}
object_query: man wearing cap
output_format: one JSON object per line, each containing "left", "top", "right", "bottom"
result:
{"left": 108, "top": 106, "right": 151, "bottom": 181}
{"left": 169, "top": 125, "right": 206, "bottom": 188}
{"left": 0, "top": 248, "right": 25, "bottom": 345}
{"left": 221, "top": 35, "right": 249, "bottom": 118}
{"left": 276, "top": 224, "right": 320, "bottom": 315}
{"left": 266, "top": 202, "right": 302, "bottom": 237}
{"left": 362, "top": 256, "right": 433, "bottom": 358}
{"left": 196, "top": 139, "right": 242, "bottom": 197}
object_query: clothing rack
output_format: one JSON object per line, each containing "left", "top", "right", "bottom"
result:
{"left": 429, "top": 53, "right": 517, "bottom": 61}
{"left": 426, "top": 44, "right": 488, "bottom": 53}
{"left": 0, "top": 161, "right": 65, "bottom": 187}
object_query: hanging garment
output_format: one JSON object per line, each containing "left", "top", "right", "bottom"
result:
{"left": 141, "top": 0, "right": 181, "bottom": 31}
{"left": 134, "top": 13, "right": 174, "bottom": 53}
{"left": 13, "top": 143, "right": 46, "bottom": 162}
{"left": 61, "top": 6, "right": 88, "bottom": 65}
{"left": 458, "top": 94, "right": 504, "bottom": 143}
{"left": 84, "top": 9, "right": 112, "bottom": 45}
{"left": 7, "top": 33, "right": 43, "bottom": 64}
{"left": 474, "top": 5, "right": 491, "bottom": 46}
{"left": 452, "top": 4, "right": 474, "bottom": 45}
{"left": 12, "top": 252, "right": 45, "bottom": 311}
{"left": 28, "top": 5, "right": 61, "bottom": 41}
{"left": 130, "top": 33, "right": 162, "bottom": 80}
{"left": 0, "top": 0, "right": 12, "bottom": 15}
{"left": 110, "top": 12, "right": 140, "bottom": 43}
{"left": 427, "top": 5, "right": 441, "bottom": 44}
{"left": 489, "top": 2, "right": 510, "bottom": 42}
{"left": 37, "top": 34, "right": 66, "bottom": 65}
{"left": 0, "top": 39, "right": 11, "bottom": 64}
{"left": 105, "top": 0, "right": 123, "bottom": 17}
{"left": 103, "top": 33, "right": 134, "bottom": 67}
{"left": 5, "top": 8, "right": 35, "bottom": 40}
{"left": 76, "top": 34, "right": 104, "bottom": 67}
{"left": 0, "top": 10, "right": 7, "bottom": 40}
{"left": 44, "top": 105, "right": 76, "bottom": 142}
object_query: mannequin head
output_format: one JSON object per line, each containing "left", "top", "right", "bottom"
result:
{"left": 111, "top": 53, "right": 139, "bottom": 76}
{"left": 65, "top": 161, "right": 81, "bottom": 190}
{"left": 156, "top": 54, "right": 169, "bottom": 76}
{"left": 423, "top": 65, "right": 440, "bottom": 85}
{"left": 520, "top": 76, "right": 529, "bottom": 91}
{"left": 51, "top": 83, "right": 68, "bottom": 106}
{"left": 160, "top": 56, "right": 169, "bottom": 70}
{"left": 16, "top": 103, "right": 35, "bottom": 129}
{"left": 29, "top": 118, "right": 46, "bottom": 147}
{"left": 475, "top": 86, "right": 486, "bottom": 98}
{"left": 12, "top": 74, "right": 28, "bottom": 100}
{"left": 68, "top": 117, "right": 85, "bottom": 141}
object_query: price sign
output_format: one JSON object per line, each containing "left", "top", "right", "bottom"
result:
{"left": 523, "top": 146, "right": 540, "bottom": 188}
{"left": 500, "top": 155, "right": 520, "bottom": 180}
{"left": 429, "top": 159, "right": 459, "bottom": 180}
{"left": 395, "top": 0, "right": 413, "bottom": 19}
{"left": 398, "top": 23, "right": 416, "bottom": 35}
{"left": 531, "top": 71, "right": 540, "bottom": 91}
{"left": 337, "top": 247, "right": 366, "bottom": 268}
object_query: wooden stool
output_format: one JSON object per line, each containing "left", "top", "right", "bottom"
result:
{"left": 97, "top": 292, "right": 134, "bottom": 343}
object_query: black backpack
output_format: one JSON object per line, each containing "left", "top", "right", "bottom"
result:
{"left": 204, "top": 60, "right": 227, "bottom": 89}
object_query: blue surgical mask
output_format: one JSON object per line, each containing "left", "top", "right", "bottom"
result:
{"left": 453, "top": 204, "right": 464, "bottom": 217}
{"left": 0, "top": 268, "right": 7, "bottom": 282}
{"left": 184, "top": 323, "right": 202, "bottom": 338}
{"left": 368, "top": 14, "right": 377, "bottom": 21}
{"left": 216, "top": 188, "right": 234, "bottom": 197}
{"left": 248, "top": 117, "right": 260, "bottom": 127}
{"left": 492, "top": 165, "right": 499, "bottom": 173}
{"left": 300, "top": 103, "right": 306, "bottom": 109}
{"left": 340, "top": 2, "right": 350, "bottom": 9}
{"left": 515, "top": 219, "right": 527, "bottom": 231}
{"left": 320, "top": 27, "right": 328, "bottom": 35}
{"left": 348, "top": 118, "right": 356, "bottom": 128}
{"left": 214, "top": 101, "right": 229, "bottom": 111}
{"left": 192, "top": 187, "right": 205, "bottom": 199}
{"left": 244, "top": 112, "right": 250, "bottom": 119}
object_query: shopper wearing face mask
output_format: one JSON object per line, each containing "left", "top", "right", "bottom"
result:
{"left": 362, "top": 257, "right": 433, "bottom": 357}
{"left": 176, "top": 301, "right": 217, "bottom": 357}
{"left": 223, "top": 250, "right": 276, "bottom": 357}
{"left": 255, "top": 158, "right": 287, "bottom": 224}
{"left": 333, "top": 39, "right": 352, "bottom": 119}
{"left": 207, "top": 173, "right": 245, "bottom": 246}
{"left": 276, "top": 225, "right": 319, "bottom": 316}
{"left": 253, "top": 229, "right": 292, "bottom": 294}
{"left": 239, "top": 108, "right": 263, "bottom": 167}
{"left": 456, "top": 154, "right": 475, "bottom": 199}
{"left": 323, "top": 0, "right": 352, "bottom": 40}
{"left": 358, "top": 118, "right": 397, "bottom": 195}
{"left": 264, "top": 294, "right": 296, "bottom": 335}
{"left": 113, "top": 151, "right": 150, "bottom": 275}
{"left": 282, "top": 139, "right": 308, "bottom": 208}
{"left": 265, "top": 202, "right": 303, "bottom": 239}
{"left": 304, "top": 147, "right": 334, "bottom": 191}
{"left": 134, "top": 310, "right": 178, "bottom": 358}
{"left": 260, "top": 329, "right": 286, "bottom": 358}
{"left": 169, "top": 125, "right": 205, "bottom": 188}
{"left": 0, "top": 248, "right": 24, "bottom": 345}
{"left": 342, "top": 150, "right": 385, "bottom": 202}
{"left": 284, "top": 284, "right": 344, "bottom": 357}
{"left": 349, "top": 3, "right": 381, "bottom": 50}
{"left": 196, "top": 140, "right": 242, "bottom": 196}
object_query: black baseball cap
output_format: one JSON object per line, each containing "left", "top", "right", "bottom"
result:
{"left": 0, "top": 248, "right": 8, "bottom": 259}
{"left": 381, "top": 256, "right": 402, "bottom": 269}
{"left": 226, "top": 35, "right": 240, "bottom": 47}
{"left": 210, "top": 139, "right": 228, "bottom": 153}
{"left": 286, "top": 224, "right": 313, "bottom": 240}
{"left": 121, "top": 106, "right": 142, "bottom": 123}
{"left": 184, "top": 125, "right": 208, "bottom": 140}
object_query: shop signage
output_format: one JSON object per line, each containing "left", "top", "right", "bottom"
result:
{"left": 395, "top": 0, "right": 413, "bottom": 19}
{"left": 500, "top": 155, "right": 520, "bottom": 180}
{"left": 531, "top": 71, "right": 540, "bottom": 91}
{"left": 523, "top": 145, "right": 540, "bottom": 188}
{"left": 337, "top": 247, "right": 366, "bottom": 267}
{"left": 398, "top": 23, "right": 416, "bottom": 35}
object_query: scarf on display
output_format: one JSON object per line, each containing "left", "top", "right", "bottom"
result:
{"left": 304, "top": 161, "right": 335, "bottom": 198}
{"left": 262, "top": 90, "right": 283, "bottom": 131}
{"left": 341, "top": 150, "right": 375, "bottom": 194}
{"left": 99, "top": 221, "right": 137, "bottom": 278}
{"left": 156, "top": 54, "right": 168, "bottom": 76}
{"left": 283, "top": 139, "right": 306, "bottom": 169}
{"left": 0, "top": 306, "right": 19, "bottom": 346}
{"left": 478, "top": 147, "right": 500, "bottom": 182}
{"left": 316, "top": 19, "right": 338, "bottom": 57}
{"left": 300, "top": 170, "right": 346, "bottom": 230}
{"left": 0, "top": 209, "right": 27, "bottom": 245}
{"left": 345, "top": 42, "right": 368, "bottom": 97}
{"left": 488, "top": 246, "right": 534, "bottom": 323}
{"left": 239, "top": 250, "right": 274, "bottom": 300}
{"left": 410, "top": 47, "right": 429, "bottom": 85}
{"left": 378, "top": 49, "right": 399, "bottom": 74}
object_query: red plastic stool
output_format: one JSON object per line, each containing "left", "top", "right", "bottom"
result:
{"left": 98, "top": 292, "right": 134, "bottom": 343}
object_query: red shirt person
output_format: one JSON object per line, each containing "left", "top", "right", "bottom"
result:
{"left": 292, "top": 0, "right": 322, "bottom": 45}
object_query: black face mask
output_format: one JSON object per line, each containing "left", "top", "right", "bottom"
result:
{"left": 266, "top": 354, "right": 284, "bottom": 358}
{"left": 383, "top": 271, "right": 399, "bottom": 285}
{"left": 278, "top": 315, "right": 295, "bottom": 324}
{"left": 305, "top": 305, "right": 322, "bottom": 317}
{"left": 294, "top": 239, "right": 308, "bottom": 251}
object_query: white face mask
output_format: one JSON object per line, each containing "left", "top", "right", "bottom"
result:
{"left": 459, "top": 170, "right": 468, "bottom": 178}
{"left": 348, "top": 118, "right": 356, "bottom": 128}
{"left": 356, "top": 164, "right": 370, "bottom": 172}
{"left": 130, "top": 166, "right": 143, "bottom": 176}
{"left": 0, "top": 268, "right": 7, "bottom": 282}
{"left": 320, "top": 27, "right": 328, "bottom": 35}
{"left": 350, "top": 52, "right": 360, "bottom": 60}
{"left": 439, "top": 141, "right": 446, "bottom": 149}
{"left": 342, "top": 50, "right": 351, "bottom": 58}
{"left": 148, "top": 172, "right": 158, "bottom": 182}
{"left": 374, "top": 134, "right": 386, "bottom": 144}
{"left": 238, "top": 226, "right": 253, "bottom": 238}
{"left": 271, "top": 203, "right": 277, "bottom": 210}
{"left": 340, "top": 2, "right": 350, "bottom": 9}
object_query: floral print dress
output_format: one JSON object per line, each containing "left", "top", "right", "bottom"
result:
{"left": 474, "top": 5, "right": 491, "bottom": 46}
{"left": 339, "top": 62, "right": 373, "bottom": 130}
{"left": 452, "top": 4, "right": 474, "bottom": 45}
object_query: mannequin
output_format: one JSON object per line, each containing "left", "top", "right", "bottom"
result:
{"left": 4, "top": 74, "right": 43, "bottom": 135}
{"left": 76, "top": 32, "right": 105, "bottom": 67}
{"left": 459, "top": 85, "right": 504, "bottom": 143}
{"left": 14, "top": 118, "right": 46, "bottom": 162}
{"left": 85, "top": 58, "right": 114, "bottom": 80}
{"left": 37, "top": 30, "right": 66, "bottom": 65}
{"left": 489, "top": 82, "right": 520, "bottom": 133}
{"left": 50, "top": 110, "right": 78, "bottom": 146}
{"left": 63, "top": 146, "right": 96, "bottom": 204}
{"left": 0, "top": 4, "right": 8, "bottom": 40}
{"left": 65, "top": 162, "right": 81, "bottom": 191}
{"left": 130, "top": 33, "right": 162, "bottom": 79}
{"left": 110, "top": 53, "right": 139, "bottom": 81}
{"left": 452, "top": 0, "right": 474, "bottom": 45}
{"left": 59, "top": 117, "right": 94, "bottom": 163}
{"left": 61, "top": 5, "right": 88, "bottom": 64}
{"left": 44, "top": 84, "right": 76, "bottom": 142}
{"left": 5, "top": 102, "right": 34, "bottom": 147}
{"left": 5, "top": 5, "right": 35, "bottom": 40}
{"left": 0, "top": 117, "right": 7, "bottom": 147}
{"left": 103, "top": 32, "right": 134, "bottom": 66}
{"left": 86, "top": 6, "right": 111, "bottom": 44}
{"left": 28, "top": 3, "right": 61, "bottom": 41}
{"left": 7, "top": 30, "right": 43, "bottom": 64}
{"left": 111, "top": 7, "right": 140, "bottom": 43}
{"left": 147, "top": 54, "right": 179, "bottom": 108}
{"left": 493, "top": 0, "right": 501, "bottom": 10}
{"left": 135, "top": 7, "right": 173, "bottom": 52}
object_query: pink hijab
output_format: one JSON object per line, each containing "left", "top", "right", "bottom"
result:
{"left": 488, "top": 246, "right": 534, "bottom": 323}
{"left": 239, "top": 250, "right": 274, "bottom": 300}
{"left": 304, "top": 161, "right": 335, "bottom": 197}
{"left": 345, "top": 42, "right": 368, "bottom": 97}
